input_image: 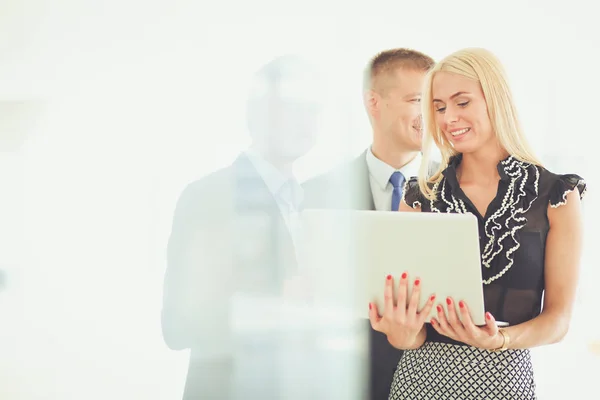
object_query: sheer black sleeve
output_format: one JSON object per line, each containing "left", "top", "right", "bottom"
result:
{"left": 549, "top": 174, "right": 587, "bottom": 208}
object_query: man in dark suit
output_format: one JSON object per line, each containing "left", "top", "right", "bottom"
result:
{"left": 161, "top": 55, "right": 325, "bottom": 399}
{"left": 303, "top": 48, "right": 437, "bottom": 400}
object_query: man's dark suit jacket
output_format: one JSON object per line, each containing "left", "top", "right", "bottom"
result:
{"left": 162, "top": 153, "right": 357, "bottom": 399}
{"left": 161, "top": 153, "right": 298, "bottom": 399}
{"left": 302, "top": 150, "right": 438, "bottom": 400}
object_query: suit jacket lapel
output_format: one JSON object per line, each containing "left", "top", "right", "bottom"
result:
{"left": 352, "top": 150, "right": 376, "bottom": 211}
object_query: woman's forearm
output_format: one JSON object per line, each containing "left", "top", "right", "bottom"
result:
{"left": 504, "top": 311, "right": 570, "bottom": 349}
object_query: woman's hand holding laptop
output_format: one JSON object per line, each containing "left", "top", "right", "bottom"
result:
{"left": 430, "top": 297, "right": 504, "bottom": 350}
{"left": 368, "top": 272, "right": 505, "bottom": 351}
{"left": 368, "top": 272, "right": 436, "bottom": 350}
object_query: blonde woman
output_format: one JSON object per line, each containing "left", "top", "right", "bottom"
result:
{"left": 368, "top": 48, "right": 586, "bottom": 399}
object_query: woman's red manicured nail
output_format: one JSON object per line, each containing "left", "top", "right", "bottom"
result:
{"left": 386, "top": 274, "right": 392, "bottom": 280}
{"left": 401, "top": 272, "right": 407, "bottom": 279}
{"left": 446, "top": 298, "right": 452, "bottom": 305}
{"left": 459, "top": 301, "right": 465, "bottom": 308}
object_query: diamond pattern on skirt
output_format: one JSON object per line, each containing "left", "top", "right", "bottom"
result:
{"left": 389, "top": 342, "right": 537, "bottom": 400}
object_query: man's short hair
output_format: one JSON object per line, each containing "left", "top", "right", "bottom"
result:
{"left": 363, "top": 48, "right": 435, "bottom": 93}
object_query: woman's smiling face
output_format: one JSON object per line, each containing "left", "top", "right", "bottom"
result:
{"left": 432, "top": 71, "right": 495, "bottom": 154}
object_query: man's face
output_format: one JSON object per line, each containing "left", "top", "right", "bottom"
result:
{"left": 371, "top": 68, "right": 427, "bottom": 152}
{"left": 247, "top": 61, "right": 322, "bottom": 163}
{"left": 265, "top": 89, "right": 321, "bottom": 161}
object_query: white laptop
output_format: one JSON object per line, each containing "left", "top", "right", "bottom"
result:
{"left": 296, "top": 209, "right": 490, "bottom": 326}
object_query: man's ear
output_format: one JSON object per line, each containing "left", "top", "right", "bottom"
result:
{"left": 364, "top": 90, "right": 379, "bottom": 119}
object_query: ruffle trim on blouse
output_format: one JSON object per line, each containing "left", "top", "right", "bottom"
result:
{"left": 549, "top": 174, "right": 586, "bottom": 208}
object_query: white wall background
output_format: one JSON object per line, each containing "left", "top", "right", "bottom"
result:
{"left": 0, "top": 0, "right": 598, "bottom": 398}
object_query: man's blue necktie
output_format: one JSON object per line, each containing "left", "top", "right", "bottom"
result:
{"left": 389, "top": 171, "right": 405, "bottom": 212}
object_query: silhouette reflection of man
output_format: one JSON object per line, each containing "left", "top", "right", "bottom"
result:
{"left": 161, "top": 55, "right": 323, "bottom": 399}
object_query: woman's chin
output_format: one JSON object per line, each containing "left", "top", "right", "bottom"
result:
{"left": 449, "top": 140, "right": 479, "bottom": 154}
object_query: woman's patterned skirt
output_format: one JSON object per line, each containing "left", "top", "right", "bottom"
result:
{"left": 388, "top": 341, "right": 537, "bottom": 400}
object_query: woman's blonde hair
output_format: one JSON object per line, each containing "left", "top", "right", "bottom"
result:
{"left": 419, "top": 48, "right": 543, "bottom": 200}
